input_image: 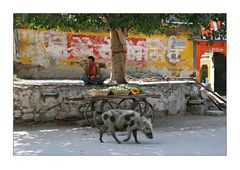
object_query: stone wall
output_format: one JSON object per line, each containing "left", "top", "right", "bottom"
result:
{"left": 13, "top": 80, "right": 200, "bottom": 123}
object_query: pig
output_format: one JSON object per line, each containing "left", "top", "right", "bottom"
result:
{"left": 99, "top": 109, "right": 153, "bottom": 144}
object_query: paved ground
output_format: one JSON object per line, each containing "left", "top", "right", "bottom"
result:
{"left": 13, "top": 114, "right": 226, "bottom": 156}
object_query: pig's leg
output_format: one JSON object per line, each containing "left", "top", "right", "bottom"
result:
{"left": 133, "top": 130, "right": 140, "bottom": 144}
{"left": 110, "top": 127, "right": 121, "bottom": 144}
{"left": 99, "top": 126, "right": 108, "bottom": 143}
{"left": 123, "top": 127, "right": 132, "bottom": 142}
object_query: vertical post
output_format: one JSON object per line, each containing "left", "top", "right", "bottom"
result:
{"left": 193, "top": 40, "right": 197, "bottom": 74}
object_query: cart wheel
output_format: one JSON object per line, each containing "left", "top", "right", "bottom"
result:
{"left": 93, "top": 100, "right": 115, "bottom": 128}
{"left": 84, "top": 102, "right": 96, "bottom": 125}
{"left": 137, "top": 99, "right": 155, "bottom": 122}
{"left": 103, "top": 100, "right": 118, "bottom": 110}
{"left": 117, "top": 98, "right": 143, "bottom": 113}
{"left": 117, "top": 98, "right": 135, "bottom": 110}
{"left": 129, "top": 100, "right": 142, "bottom": 113}
{"left": 78, "top": 102, "right": 90, "bottom": 119}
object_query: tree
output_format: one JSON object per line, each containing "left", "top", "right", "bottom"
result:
{"left": 14, "top": 13, "right": 226, "bottom": 84}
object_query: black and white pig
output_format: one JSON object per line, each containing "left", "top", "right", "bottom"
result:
{"left": 99, "top": 109, "right": 153, "bottom": 144}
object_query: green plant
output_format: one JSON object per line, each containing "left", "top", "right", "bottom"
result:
{"left": 13, "top": 74, "right": 21, "bottom": 81}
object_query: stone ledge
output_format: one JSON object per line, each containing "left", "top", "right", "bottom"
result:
{"left": 14, "top": 79, "right": 197, "bottom": 86}
{"left": 205, "top": 110, "right": 226, "bottom": 116}
{"left": 14, "top": 79, "right": 85, "bottom": 86}
{"left": 129, "top": 80, "right": 196, "bottom": 85}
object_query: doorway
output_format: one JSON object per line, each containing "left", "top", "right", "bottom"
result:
{"left": 212, "top": 52, "right": 226, "bottom": 95}
{"left": 200, "top": 64, "right": 208, "bottom": 83}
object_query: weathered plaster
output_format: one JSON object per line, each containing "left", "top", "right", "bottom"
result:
{"left": 14, "top": 29, "right": 194, "bottom": 79}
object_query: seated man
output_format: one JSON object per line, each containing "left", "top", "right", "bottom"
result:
{"left": 80, "top": 56, "right": 106, "bottom": 85}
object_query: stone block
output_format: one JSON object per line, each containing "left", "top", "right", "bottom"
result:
{"left": 22, "top": 108, "right": 35, "bottom": 113}
{"left": 22, "top": 113, "right": 34, "bottom": 121}
{"left": 14, "top": 110, "right": 22, "bottom": 118}
{"left": 46, "top": 110, "right": 57, "bottom": 118}
{"left": 188, "top": 105, "right": 205, "bottom": 115}
{"left": 21, "top": 95, "right": 31, "bottom": 108}
{"left": 205, "top": 110, "right": 225, "bottom": 116}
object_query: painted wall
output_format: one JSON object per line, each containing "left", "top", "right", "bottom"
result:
{"left": 14, "top": 29, "right": 194, "bottom": 79}
{"left": 200, "top": 52, "right": 214, "bottom": 86}
{"left": 195, "top": 40, "right": 226, "bottom": 81}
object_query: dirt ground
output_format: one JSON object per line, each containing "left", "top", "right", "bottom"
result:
{"left": 13, "top": 113, "right": 226, "bottom": 156}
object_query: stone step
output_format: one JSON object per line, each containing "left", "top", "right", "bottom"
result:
{"left": 188, "top": 99, "right": 205, "bottom": 105}
{"left": 205, "top": 110, "right": 226, "bottom": 116}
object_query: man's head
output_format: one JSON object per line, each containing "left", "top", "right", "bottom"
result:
{"left": 87, "top": 56, "right": 95, "bottom": 65}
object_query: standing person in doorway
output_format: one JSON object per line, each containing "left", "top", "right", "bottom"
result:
{"left": 80, "top": 56, "right": 106, "bottom": 85}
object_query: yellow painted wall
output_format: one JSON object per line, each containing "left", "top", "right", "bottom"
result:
{"left": 14, "top": 29, "right": 194, "bottom": 78}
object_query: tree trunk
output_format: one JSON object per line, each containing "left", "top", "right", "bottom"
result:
{"left": 109, "top": 27, "right": 128, "bottom": 84}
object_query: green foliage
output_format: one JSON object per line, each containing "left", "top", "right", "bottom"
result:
{"left": 174, "top": 13, "right": 226, "bottom": 40}
{"left": 13, "top": 74, "right": 21, "bottom": 81}
{"left": 14, "top": 13, "right": 226, "bottom": 40}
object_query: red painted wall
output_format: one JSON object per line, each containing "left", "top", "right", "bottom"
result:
{"left": 195, "top": 40, "right": 226, "bottom": 80}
